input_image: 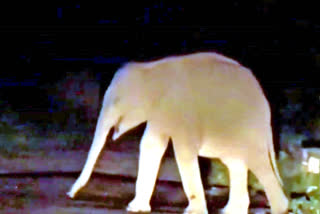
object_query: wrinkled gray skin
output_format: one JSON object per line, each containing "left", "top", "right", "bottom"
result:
{"left": 67, "top": 52, "right": 289, "bottom": 214}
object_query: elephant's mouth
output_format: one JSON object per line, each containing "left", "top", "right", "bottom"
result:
{"left": 112, "top": 115, "right": 123, "bottom": 139}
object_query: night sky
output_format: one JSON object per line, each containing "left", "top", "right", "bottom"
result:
{"left": 0, "top": 1, "right": 319, "bottom": 110}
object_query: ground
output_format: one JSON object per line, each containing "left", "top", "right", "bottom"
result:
{"left": 0, "top": 123, "right": 273, "bottom": 213}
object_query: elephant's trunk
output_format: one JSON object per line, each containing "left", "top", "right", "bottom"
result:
{"left": 67, "top": 105, "right": 116, "bottom": 198}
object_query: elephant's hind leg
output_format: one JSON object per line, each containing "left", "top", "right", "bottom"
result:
{"left": 220, "top": 158, "right": 249, "bottom": 214}
{"left": 127, "top": 123, "right": 169, "bottom": 213}
{"left": 249, "top": 156, "right": 289, "bottom": 214}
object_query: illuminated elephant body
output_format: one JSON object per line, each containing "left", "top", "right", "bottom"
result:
{"left": 67, "top": 52, "right": 288, "bottom": 214}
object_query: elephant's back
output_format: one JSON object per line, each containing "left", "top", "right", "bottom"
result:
{"left": 118, "top": 52, "right": 271, "bottom": 132}
{"left": 143, "top": 53, "right": 270, "bottom": 126}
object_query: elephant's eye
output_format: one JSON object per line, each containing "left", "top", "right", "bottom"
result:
{"left": 112, "top": 96, "right": 120, "bottom": 105}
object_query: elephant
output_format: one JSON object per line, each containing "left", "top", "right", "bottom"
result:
{"left": 67, "top": 52, "right": 289, "bottom": 214}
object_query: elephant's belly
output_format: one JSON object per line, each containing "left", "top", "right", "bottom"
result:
{"left": 197, "top": 132, "right": 257, "bottom": 160}
{"left": 198, "top": 140, "right": 234, "bottom": 159}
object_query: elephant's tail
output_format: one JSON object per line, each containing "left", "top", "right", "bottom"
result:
{"left": 267, "top": 129, "right": 284, "bottom": 187}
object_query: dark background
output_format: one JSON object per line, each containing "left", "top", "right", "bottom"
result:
{"left": 0, "top": 1, "right": 319, "bottom": 140}
{"left": 0, "top": 2, "right": 319, "bottom": 212}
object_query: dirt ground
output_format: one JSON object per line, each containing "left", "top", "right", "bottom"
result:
{"left": 0, "top": 171, "right": 275, "bottom": 214}
{"left": 0, "top": 174, "right": 184, "bottom": 214}
{"left": 0, "top": 132, "right": 273, "bottom": 214}
{"left": 1, "top": 171, "right": 226, "bottom": 214}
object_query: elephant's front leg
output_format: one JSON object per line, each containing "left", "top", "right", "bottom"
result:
{"left": 127, "top": 123, "right": 169, "bottom": 213}
{"left": 172, "top": 135, "right": 208, "bottom": 214}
